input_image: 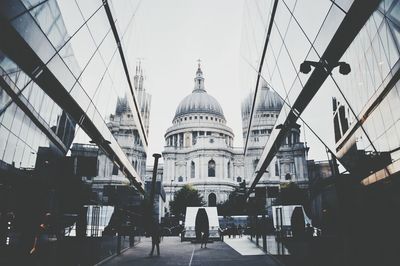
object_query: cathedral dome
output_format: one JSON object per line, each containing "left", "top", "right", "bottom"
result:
{"left": 241, "top": 81, "right": 283, "bottom": 116}
{"left": 174, "top": 65, "right": 225, "bottom": 120}
{"left": 174, "top": 90, "right": 225, "bottom": 120}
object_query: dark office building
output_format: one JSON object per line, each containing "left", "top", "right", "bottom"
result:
{"left": 0, "top": 0, "right": 147, "bottom": 264}
{"left": 241, "top": 0, "right": 400, "bottom": 265}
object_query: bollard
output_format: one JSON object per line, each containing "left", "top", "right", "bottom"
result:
{"left": 262, "top": 213, "right": 267, "bottom": 252}
{"left": 262, "top": 233, "right": 267, "bottom": 252}
{"left": 117, "top": 233, "right": 121, "bottom": 254}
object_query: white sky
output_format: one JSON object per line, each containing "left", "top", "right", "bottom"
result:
{"left": 127, "top": 0, "right": 247, "bottom": 164}
{"left": 59, "top": 0, "right": 338, "bottom": 167}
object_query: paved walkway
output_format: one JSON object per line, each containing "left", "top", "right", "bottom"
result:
{"left": 102, "top": 237, "right": 283, "bottom": 266}
{"left": 224, "top": 237, "right": 265, "bottom": 255}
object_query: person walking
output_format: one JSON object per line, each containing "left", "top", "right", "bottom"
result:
{"left": 200, "top": 230, "right": 209, "bottom": 248}
{"left": 149, "top": 222, "right": 161, "bottom": 256}
{"left": 195, "top": 208, "right": 210, "bottom": 248}
{"left": 238, "top": 224, "right": 243, "bottom": 238}
{"left": 233, "top": 224, "right": 237, "bottom": 238}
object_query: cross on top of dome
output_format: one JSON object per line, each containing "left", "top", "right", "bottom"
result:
{"left": 173, "top": 62, "right": 225, "bottom": 121}
{"left": 194, "top": 59, "right": 205, "bottom": 92}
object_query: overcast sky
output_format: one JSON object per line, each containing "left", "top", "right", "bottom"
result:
{"left": 126, "top": 0, "right": 247, "bottom": 164}
{"left": 58, "top": 0, "right": 338, "bottom": 167}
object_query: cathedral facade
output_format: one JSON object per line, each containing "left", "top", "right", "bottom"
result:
{"left": 161, "top": 64, "right": 309, "bottom": 211}
{"left": 162, "top": 65, "right": 244, "bottom": 210}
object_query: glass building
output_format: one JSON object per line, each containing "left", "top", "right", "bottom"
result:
{"left": 241, "top": 0, "right": 400, "bottom": 265}
{"left": 0, "top": 0, "right": 147, "bottom": 264}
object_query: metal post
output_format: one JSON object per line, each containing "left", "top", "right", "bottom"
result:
{"left": 117, "top": 233, "right": 121, "bottom": 254}
{"left": 262, "top": 213, "right": 267, "bottom": 252}
{"left": 256, "top": 215, "right": 259, "bottom": 246}
{"left": 149, "top": 154, "right": 162, "bottom": 221}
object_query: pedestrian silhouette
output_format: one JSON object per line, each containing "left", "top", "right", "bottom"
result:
{"left": 149, "top": 221, "right": 161, "bottom": 256}
{"left": 291, "top": 207, "right": 306, "bottom": 238}
{"left": 306, "top": 223, "right": 314, "bottom": 238}
{"left": 195, "top": 208, "right": 209, "bottom": 248}
{"left": 233, "top": 224, "right": 237, "bottom": 238}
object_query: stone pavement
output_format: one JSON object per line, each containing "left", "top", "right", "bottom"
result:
{"left": 101, "top": 237, "right": 283, "bottom": 266}
{"left": 224, "top": 237, "right": 265, "bottom": 255}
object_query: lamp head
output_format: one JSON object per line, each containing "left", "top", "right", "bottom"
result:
{"left": 300, "top": 61, "right": 312, "bottom": 74}
{"left": 338, "top": 62, "right": 351, "bottom": 75}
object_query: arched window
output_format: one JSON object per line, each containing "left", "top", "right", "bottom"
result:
{"left": 208, "top": 193, "right": 216, "bottom": 207}
{"left": 275, "top": 160, "right": 280, "bottom": 176}
{"left": 191, "top": 161, "right": 195, "bottom": 178}
{"left": 227, "top": 161, "right": 231, "bottom": 179}
{"left": 237, "top": 177, "right": 242, "bottom": 183}
{"left": 285, "top": 173, "right": 291, "bottom": 180}
{"left": 208, "top": 160, "right": 215, "bottom": 177}
{"left": 178, "top": 176, "right": 183, "bottom": 182}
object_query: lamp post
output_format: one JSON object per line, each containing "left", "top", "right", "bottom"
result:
{"left": 300, "top": 60, "right": 351, "bottom": 75}
{"left": 149, "top": 153, "right": 161, "bottom": 223}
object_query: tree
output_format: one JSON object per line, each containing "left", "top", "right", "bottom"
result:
{"left": 169, "top": 185, "right": 204, "bottom": 218}
{"left": 218, "top": 180, "right": 265, "bottom": 216}
{"left": 217, "top": 188, "right": 247, "bottom": 216}
{"left": 275, "top": 182, "right": 310, "bottom": 214}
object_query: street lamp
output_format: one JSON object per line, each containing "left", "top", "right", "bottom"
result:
{"left": 300, "top": 60, "right": 351, "bottom": 75}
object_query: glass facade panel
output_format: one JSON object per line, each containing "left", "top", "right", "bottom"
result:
{"left": 75, "top": 0, "right": 102, "bottom": 20}
{"left": 1, "top": 102, "right": 17, "bottom": 128}
{"left": 69, "top": 83, "right": 91, "bottom": 111}
{"left": 11, "top": 11, "right": 57, "bottom": 63}
{"left": 292, "top": 0, "right": 332, "bottom": 43}
{"left": 3, "top": 131, "right": 18, "bottom": 164}
{"left": 10, "top": 106, "right": 24, "bottom": 134}
{"left": 333, "top": 0, "right": 354, "bottom": 12}
{"left": 0, "top": 124, "right": 10, "bottom": 158}
{"left": 78, "top": 51, "right": 106, "bottom": 100}
{"left": 85, "top": 6, "right": 110, "bottom": 47}
{"left": 241, "top": 0, "right": 400, "bottom": 189}
{"left": 67, "top": 25, "right": 97, "bottom": 71}
{"left": 313, "top": 5, "right": 346, "bottom": 55}
{"left": 46, "top": 53, "right": 77, "bottom": 92}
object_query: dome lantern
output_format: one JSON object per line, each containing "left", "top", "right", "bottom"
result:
{"left": 173, "top": 63, "right": 225, "bottom": 121}
{"left": 194, "top": 59, "right": 205, "bottom": 92}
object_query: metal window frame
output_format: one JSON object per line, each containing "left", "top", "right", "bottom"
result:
{"left": 0, "top": 0, "right": 144, "bottom": 193}
{"left": 246, "top": 0, "right": 382, "bottom": 198}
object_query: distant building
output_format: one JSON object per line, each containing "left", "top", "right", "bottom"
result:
{"left": 160, "top": 64, "right": 309, "bottom": 211}
{"left": 162, "top": 64, "right": 245, "bottom": 209}
{"left": 93, "top": 63, "right": 151, "bottom": 203}
{"left": 241, "top": 82, "right": 309, "bottom": 205}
